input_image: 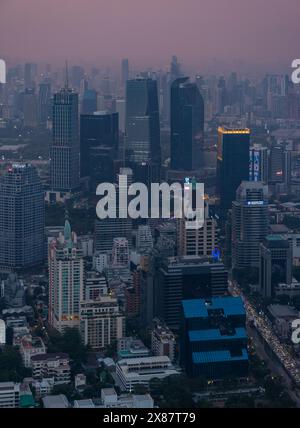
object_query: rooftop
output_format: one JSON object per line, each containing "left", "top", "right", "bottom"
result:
{"left": 192, "top": 349, "right": 248, "bottom": 364}
{"left": 182, "top": 297, "right": 245, "bottom": 319}
{"left": 188, "top": 327, "right": 247, "bottom": 342}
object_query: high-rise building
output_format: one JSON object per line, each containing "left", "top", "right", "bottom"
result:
{"left": 80, "top": 111, "right": 118, "bottom": 187}
{"left": 81, "top": 89, "right": 97, "bottom": 115}
{"left": 48, "top": 220, "right": 84, "bottom": 332}
{"left": 24, "top": 62, "right": 37, "bottom": 89}
{"left": 170, "top": 77, "right": 204, "bottom": 171}
{"left": 50, "top": 86, "right": 80, "bottom": 192}
{"left": 217, "top": 127, "right": 250, "bottom": 214}
{"left": 38, "top": 80, "right": 52, "bottom": 125}
{"left": 112, "top": 237, "right": 130, "bottom": 268}
{"left": 80, "top": 296, "right": 125, "bottom": 350}
{"left": 125, "top": 78, "right": 161, "bottom": 168}
{"left": 121, "top": 59, "right": 129, "bottom": 87}
{"left": 177, "top": 202, "right": 217, "bottom": 257}
{"left": 136, "top": 225, "right": 153, "bottom": 254}
{"left": 232, "top": 181, "right": 269, "bottom": 269}
{"left": 259, "top": 235, "right": 292, "bottom": 299}
{"left": 155, "top": 256, "right": 228, "bottom": 329}
{"left": 23, "top": 88, "right": 38, "bottom": 128}
{"left": 249, "top": 144, "right": 268, "bottom": 183}
{"left": 0, "top": 163, "right": 45, "bottom": 272}
{"left": 116, "top": 99, "right": 126, "bottom": 134}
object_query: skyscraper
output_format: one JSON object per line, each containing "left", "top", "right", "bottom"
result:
{"left": 38, "top": 79, "right": 52, "bottom": 126}
{"left": 0, "top": 163, "right": 45, "bottom": 272}
{"left": 80, "top": 111, "right": 118, "bottom": 189}
{"left": 121, "top": 58, "right": 129, "bottom": 87}
{"left": 23, "top": 88, "right": 38, "bottom": 128}
{"left": 259, "top": 235, "right": 292, "bottom": 299}
{"left": 50, "top": 85, "right": 80, "bottom": 192}
{"left": 170, "top": 77, "right": 204, "bottom": 171}
{"left": 231, "top": 181, "right": 269, "bottom": 269}
{"left": 81, "top": 89, "right": 97, "bottom": 115}
{"left": 249, "top": 144, "right": 268, "bottom": 183}
{"left": 48, "top": 220, "right": 84, "bottom": 332}
{"left": 217, "top": 127, "right": 250, "bottom": 214}
{"left": 125, "top": 78, "right": 161, "bottom": 170}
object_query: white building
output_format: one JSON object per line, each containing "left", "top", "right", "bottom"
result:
{"left": 80, "top": 296, "right": 125, "bottom": 350}
{"left": 84, "top": 271, "right": 108, "bottom": 300}
{"left": 31, "top": 353, "right": 71, "bottom": 384}
{"left": 0, "top": 382, "right": 20, "bottom": 408}
{"left": 48, "top": 220, "right": 84, "bottom": 332}
{"left": 20, "top": 335, "right": 46, "bottom": 368}
{"left": 101, "top": 387, "right": 154, "bottom": 408}
{"left": 33, "top": 378, "right": 54, "bottom": 398}
{"left": 116, "top": 356, "right": 179, "bottom": 391}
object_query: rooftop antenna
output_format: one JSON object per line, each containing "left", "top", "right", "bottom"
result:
{"left": 65, "top": 60, "right": 69, "bottom": 90}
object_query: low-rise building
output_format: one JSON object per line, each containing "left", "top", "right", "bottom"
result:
{"left": 20, "top": 335, "right": 46, "bottom": 368}
{"left": 0, "top": 382, "right": 20, "bottom": 408}
{"left": 42, "top": 394, "right": 70, "bottom": 408}
{"left": 117, "top": 337, "right": 150, "bottom": 360}
{"left": 31, "top": 353, "right": 71, "bottom": 384}
{"left": 116, "top": 356, "right": 179, "bottom": 391}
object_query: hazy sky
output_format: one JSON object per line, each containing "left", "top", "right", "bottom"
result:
{"left": 1, "top": 0, "right": 299, "bottom": 73}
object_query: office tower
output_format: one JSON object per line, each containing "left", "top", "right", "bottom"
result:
{"left": 269, "top": 144, "right": 291, "bottom": 187}
{"left": 259, "top": 235, "right": 292, "bottom": 299}
{"left": 50, "top": 85, "right": 80, "bottom": 192}
{"left": 112, "top": 237, "right": 130, "bottom": 268}
{"left": 177, "top": 202, "right": 217, "bottom": 257}
{"left": 71, "top": 65, "right": 84, "bottom": 89}
{"left": 121, "top": 59, "right": 129, "bottom": 87}
{"left": 95, "top": 169, "right": 133, "bottom": 253}
{"left": 125, "top": 78, "right": 161, "bottom": 168}
{"left": 136, "top": 225, "right": 153, "bottom": 253}
{"left": 249, "top": 145, "right": 268, "bottom": 183}
{"left": 232, "top": 181, "right": 269, "bottom": 269}
{"left": 80, "top": 296, "right": 125, "bottom": 350}
{"left": 24, "top": 62, "right": 37, "bottom": 89}
{"left": 23, "top": 88, "right": 38, "bottom": 128}
{"left": 155, "top": 256, "right": 228, "bottom": 330}
{"left": 38, "top": 80, "right": 51, "bottom": 125}
{"left": 48, "top": 220, "right": 84, "bottom": 332}
{"left": 217, "top": 127, "right": 250, "bottom": 214}
{"left": 80, "top": 111, "right": 118, "bottom": 189}
{"left": 269, "top": 145, "right": 284, "bottom": 183}
{"left": 180, "top": 297, "right": 248, "bottom": 379}
{"left": 170, "top": 77, "right": 204, "bottom": 171}
{"left": 81, "top": 89, "right": 97, "bottom": 115}
{"left": 170, "top": 55, "right": 181, "bottom": 82}
{"left": 116, "top": 99, "right": 126, "bottom": 133}
{"left": 0, "top": 163, "right": 45, "bottom": 272}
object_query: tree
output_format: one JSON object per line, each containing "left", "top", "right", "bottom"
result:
{"left": 0, "top": 346, "right": 31, "bottom": 382}
{"left": 48, "top": 328, "right": 88, "bottom": 364}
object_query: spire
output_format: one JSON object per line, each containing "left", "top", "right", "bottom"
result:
{"left": 64, "top": 210, "right": 71, "bottom": 240}
{"left": 65, "top": 60, "right": 69, "bottom": 90}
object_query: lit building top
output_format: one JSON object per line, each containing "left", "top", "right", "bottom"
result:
{"left": 218, "top": 126, "right": 250, "bottom": 135}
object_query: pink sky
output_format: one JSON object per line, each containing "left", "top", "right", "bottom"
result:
{"left": 0, "top": 0, "right": 299, "bottom": 73}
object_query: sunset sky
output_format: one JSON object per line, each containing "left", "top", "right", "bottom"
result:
{"left": 1, "top": 0, "right": 299, "bottom": 73}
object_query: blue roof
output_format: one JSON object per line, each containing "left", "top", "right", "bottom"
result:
{"left": 182, "top": 297, "right": 245, "bottom": 319}
{"left": 192, "top": 348, "right": 248, "bottom": 364}
{"left": 188, "top": 327, "right": 247, "bottom": 342}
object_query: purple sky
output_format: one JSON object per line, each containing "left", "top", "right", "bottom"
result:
{"left": 1, "top": 0, "right": 299, "bottom": 73}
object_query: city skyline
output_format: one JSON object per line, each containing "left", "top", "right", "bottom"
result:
{"left": 1, "top": 0, "right": 300, "bottom": 74}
